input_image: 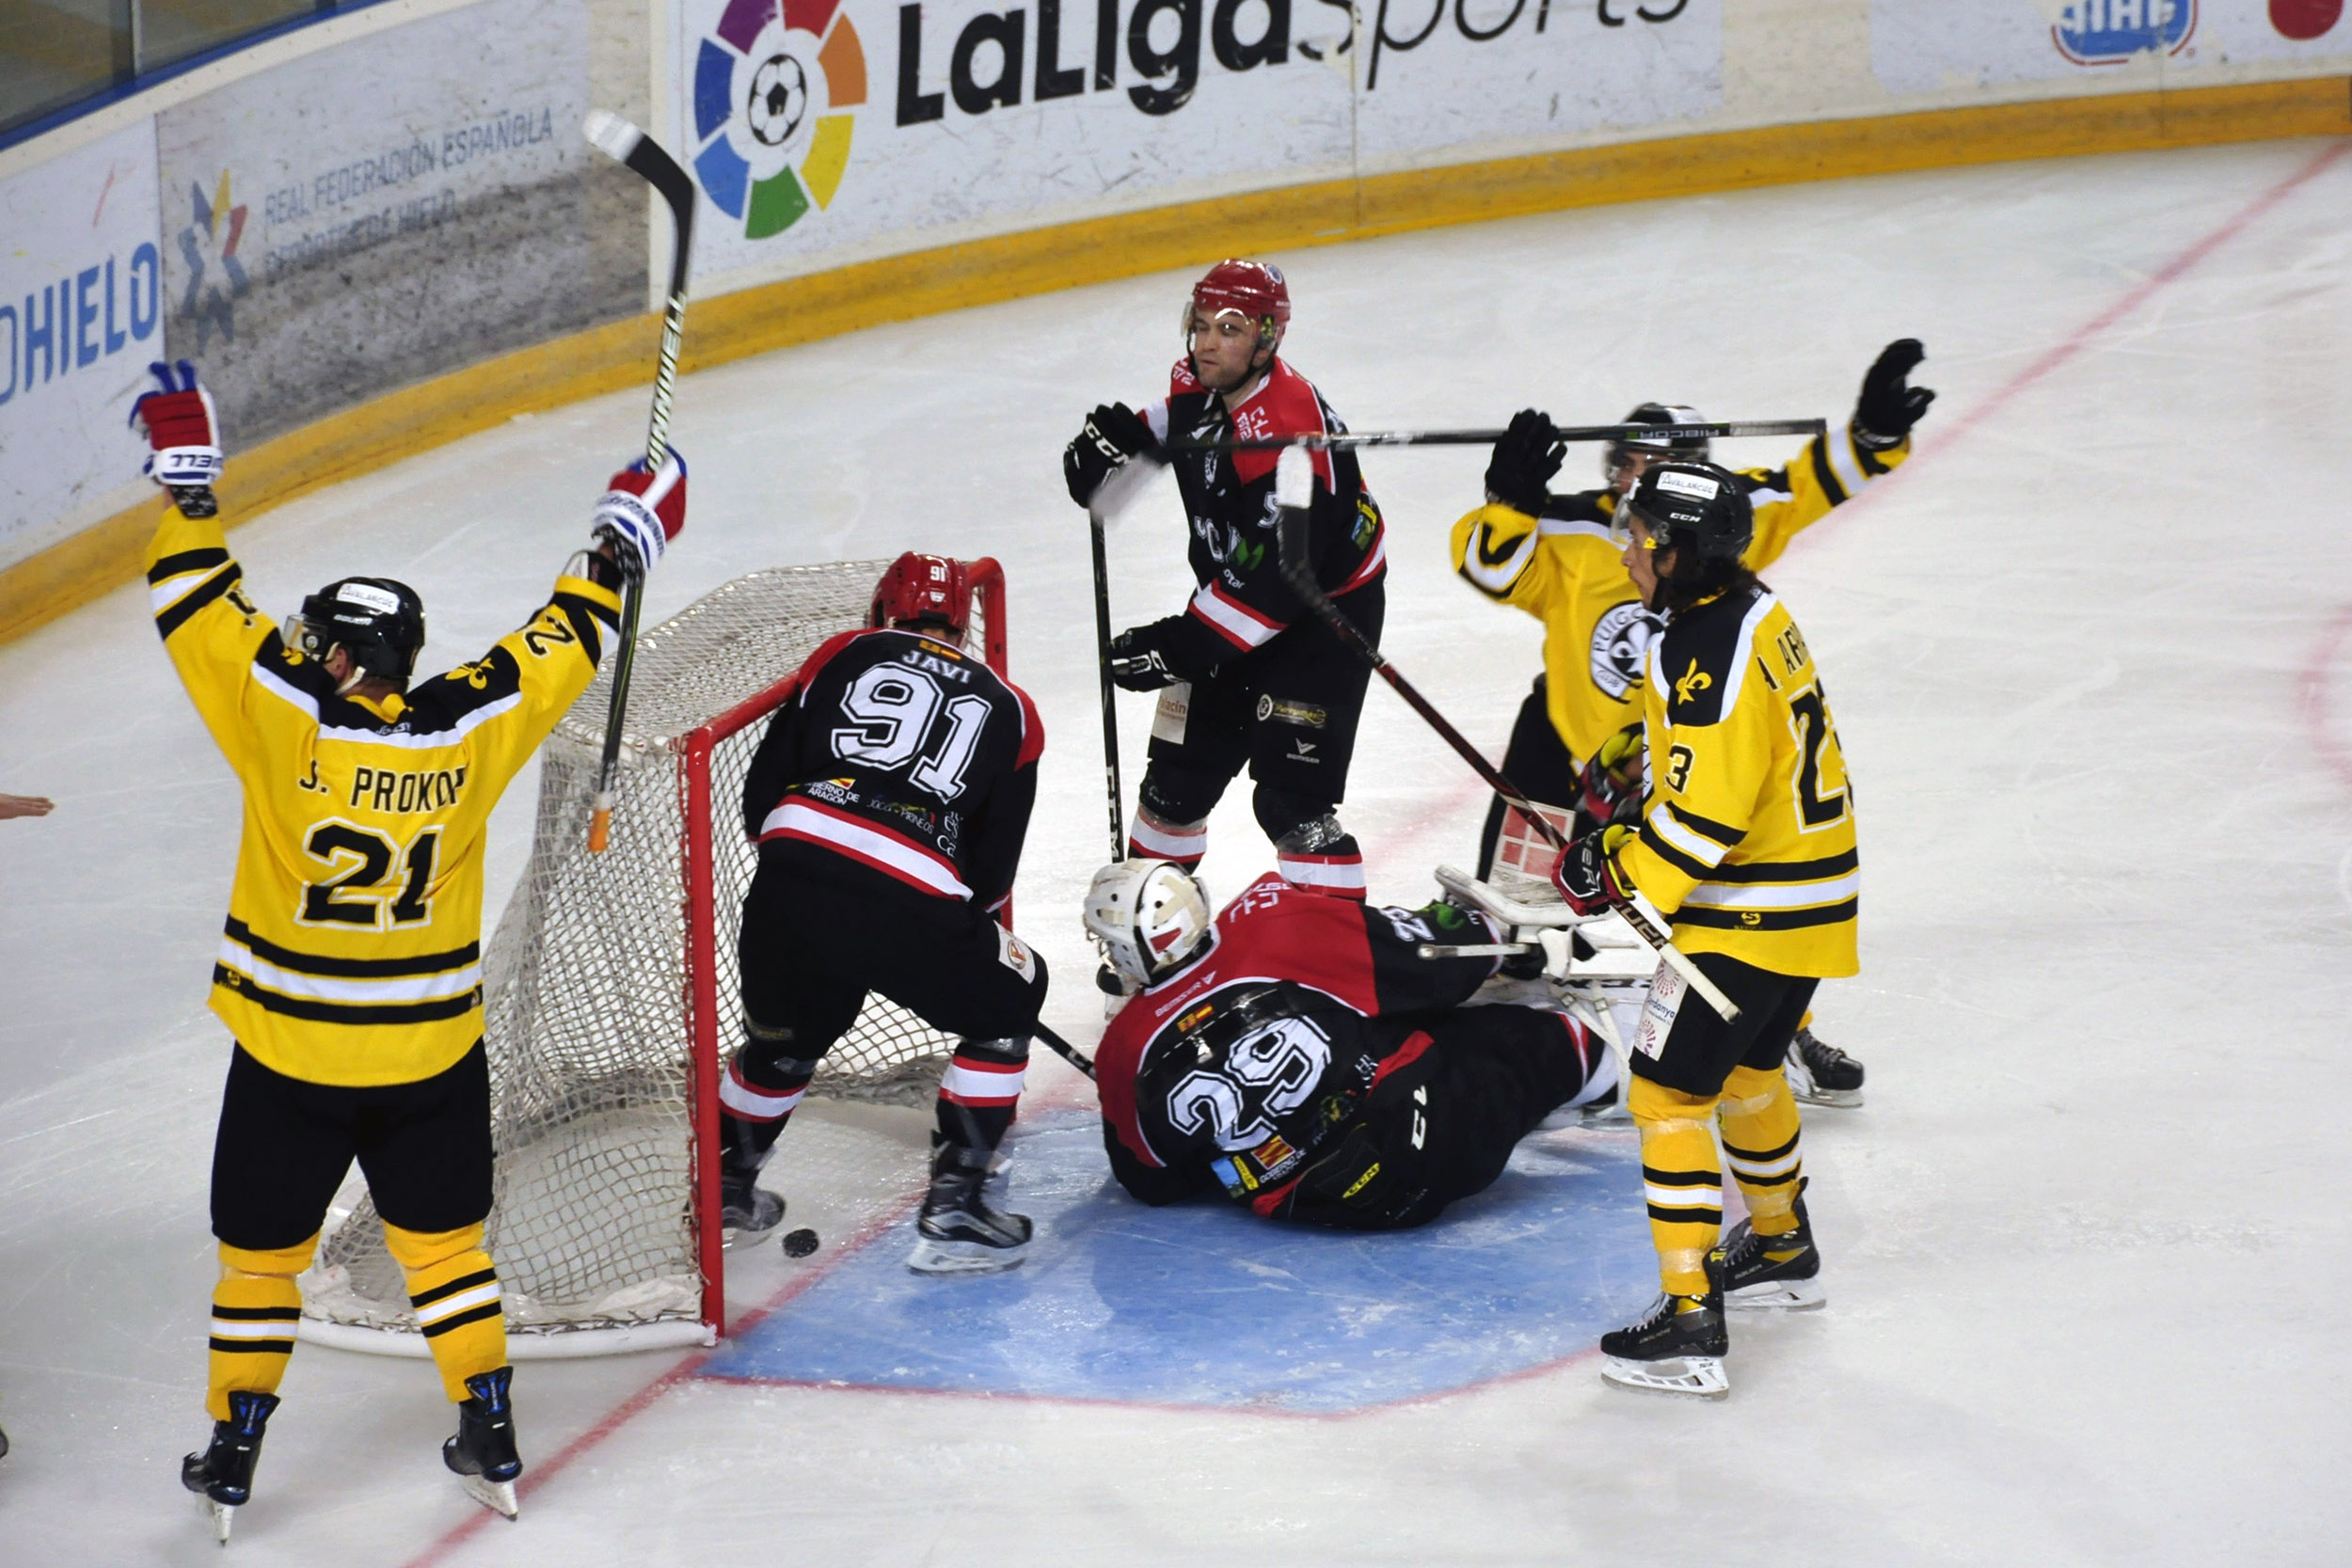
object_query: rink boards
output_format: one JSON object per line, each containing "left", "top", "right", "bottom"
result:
{"left": 702, "top": 1110, "right": 1660, "bottom": 1414}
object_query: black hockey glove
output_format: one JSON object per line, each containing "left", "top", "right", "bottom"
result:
{"left": 1484, "top": 408, "right": 1564, "bottom": 515}
{"left": 1106, "top": 624, "right": 1181, "bottom": 690}
{"left": 1852, "top": 339, "right": 1935, "bottom": 451}
{"left": 1064, "top": 402, "right": 1160, "bottom": 506}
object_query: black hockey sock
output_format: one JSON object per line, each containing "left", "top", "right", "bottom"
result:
{"left": 933, "top": 1037, "right": 1029, "bottom": 1155}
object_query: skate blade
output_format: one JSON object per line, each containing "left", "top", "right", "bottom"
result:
{"left": 906, "top": 1236, "right": 1028, "bottom": 1275}
{"left": 1792, "top": 1085, "right": 1863, "bottom": 1109}
{"left": 1727, "top": 1277, "right": 1826, "bottom": 1311}
{"left": 1600, "top": 1354, "right": 1729, "bottom": 1400}
{"left": 722, "top": 1223, "right": 777, "bottom": 1251}
{"left": 460, "top": 1472, "right": 520, "bottom": 1520}
{"left": 204, "top": 1498, "right": 236, "bottom": 1544}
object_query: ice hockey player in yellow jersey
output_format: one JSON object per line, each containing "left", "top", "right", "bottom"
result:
{"left": 1451, "top": 341, "right": 1932, "bottom": 1104}
{"left": 1549, "top": 460, "right": 1856, "bottom": 1400}
{"left": 134, "top": 361, "right": 684, "bottom": 1539}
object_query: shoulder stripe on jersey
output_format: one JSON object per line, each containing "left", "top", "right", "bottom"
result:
{"left": 321, "top": 693, "right": 525, "bottom": 750}
{"left": 1856, "top": 438, "right": 1892, "bottom": 478}
{"left": 1708, "top": 591, "right": 1779, "bottom": 721}
{"left": 1536, "top": 515, "right": 1615, "bottom": 543}
{"left": 1702, "top": 847, "right": 1857, "bottom": 883}
{"left": 1675, "top": 897, "right": 1857, "bottom": 932}
{"left": 153, "top": 564, "right": 240, "bottom": 641}
{"left": 223, "top": 917, "right": 478, "bottom": 979}
{"left": 1680, "top": 869, "right": 1860, "bottom": 911}
{"left": 1806, "top": 436, "right": 1850, "bottom": 507}
{"left": 1335, "top": 530, "right": 1386, "bottom": 595}
{"left": 1460, "top": 517, "right": 1536, "bottom": 599}
{"left": 212, "top": 964, "right": 484, "bottom": 1024}
{"left": 148, "top": 547, "right": 229, "bottom": 585}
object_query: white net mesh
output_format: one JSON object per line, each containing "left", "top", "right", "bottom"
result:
{"left": 303, "top": 563, "right": 988, "bottom": 1345}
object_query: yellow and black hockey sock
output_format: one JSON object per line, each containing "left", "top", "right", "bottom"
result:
{"left": 208, "top": 1236, "right": 316, "bottom": 1421}
{"left": 1629, "top": 1076, "right": 1724, "bottom": 1298}
{"left": 385, "top": 1221, "right": 506, "bottom": 1403}
{"left": 1719, "top": 1064, "right": 1804, "bottom": 1237}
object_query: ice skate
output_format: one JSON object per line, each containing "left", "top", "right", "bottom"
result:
{"left": 719, "top": 1164, "right": 786, "bottom": 1247}
{"left": 1787, "top": 1026, "right": 1864, "bottom": 1108}
{"left": 1719, "top": 1192, "right": 1825, "bottom": 1310}
{"left": 908, "top": 1144, "right": 1032, "bottom": 1275}
{"left": 1599, "top": 1260, "right": 1729, "bottom": 1400}
{"left": 183, "top": 1389, "right": 278, "bottom": 1544}
{"left": 442, "top": 1367, "right": 522, "bottom": 1520}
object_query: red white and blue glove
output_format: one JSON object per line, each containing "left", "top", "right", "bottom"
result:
{"left": 1552, "top": 823, "right": 1635, "bottom": 918}
{"left": 130, "top": 360, "right": 223, "bottom": 492}
{"left": 591, "top": 451, "right": 687, "bottom": 575}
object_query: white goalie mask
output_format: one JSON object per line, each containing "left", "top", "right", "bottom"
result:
{"left": 1083, "top": 860, "right": 1213, "bottom": 990}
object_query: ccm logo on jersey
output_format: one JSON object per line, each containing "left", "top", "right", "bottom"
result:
{"left": 348, "top": 765, "right": 467, "bottom": 813}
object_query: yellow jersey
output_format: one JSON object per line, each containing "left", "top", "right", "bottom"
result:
{"left": 1613, "top": 583, "right": 1858, "bottom": 979}
{"left": 145, "top": 499, "right": 621, "bottom": 1086}
{"left": 1448, "top": 427, "right": 1907, "bottom": 767}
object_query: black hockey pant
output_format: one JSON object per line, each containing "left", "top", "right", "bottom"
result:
{"left": 727, "top": 843, "right": 1047, "bottom": 1164}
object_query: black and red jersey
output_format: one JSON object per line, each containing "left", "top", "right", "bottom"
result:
{"left": 1134, "top": 356, "right": 1387, "bottom": 676}
{"left": 739, "top": 626, "right": 1043, "bottom": 913}
{"left": 1094, "top": 874, "right": 1502, "bottom": 1214}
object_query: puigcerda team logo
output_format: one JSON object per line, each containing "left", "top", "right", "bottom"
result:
{"left": 691, "top": 0, "right": 865, "bottom": 239}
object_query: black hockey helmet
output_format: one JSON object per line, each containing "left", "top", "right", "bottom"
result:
{"left": 1615, "top": 461, "right": 1754, "bottom": 565}
{"left": 1605, "top": 402, "right": 1711, "bottom": 489}
{"left": 288, "top": 577, "right": 426, "bottom": 685}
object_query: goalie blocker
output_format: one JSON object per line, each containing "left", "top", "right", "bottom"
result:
{"left": 1086, "top": 862, "right": 1615, "bottom": 1229}
{"left": 724, "top": 553, "right": 1051, "bottom": 1275}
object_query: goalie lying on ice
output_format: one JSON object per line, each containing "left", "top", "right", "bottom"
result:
{"left": 1084, "top": 861, "right": 1615, "bottom": 1228}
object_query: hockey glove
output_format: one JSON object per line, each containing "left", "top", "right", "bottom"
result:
{"left": 1577, "top": 721, "right": 1647, "bottom": 826}
{"left": 591, "top": 451, "right": 688, "bottom": 576}
{"left": 1552, "top": 822, "right": 1635, "bottom": 918}
{"left": 1106, "top": 624, "right": 1181, "bottom": 691}
{"left": 1852, "top": 339, "right": 1935, "bottom": 451}
{"left": 1484, "top": 408, "right": 1564, "bottom": 516}
{"left": 130, "top": 360, "right": 224, "bottom": 506}
{"left": 1063, "top": 402, "right": 1160, "bottom": 507}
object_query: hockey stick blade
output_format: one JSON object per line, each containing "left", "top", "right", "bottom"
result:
{"left": 1175, "top": 419, "right": 1826, "bottom": 453}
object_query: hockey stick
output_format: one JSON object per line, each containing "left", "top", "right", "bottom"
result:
{"left": 583, "top": 111, "right": 695, "bottom": 853}
{"left": 1034, "top": 1021, "right": 1097, "bottom": 1081}
{"left": 1171, "top": 418, "right": 1825, "bottom": 453}
{"left": 1273, "top": 491, "right": 1740, "bottom": 1023}
{"left": 1083, "top": 460, "right": 1160, "bottom": 861}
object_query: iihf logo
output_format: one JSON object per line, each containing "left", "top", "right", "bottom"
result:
{"left": 2052, "top": 0, "right": 2197, "bottom": 65}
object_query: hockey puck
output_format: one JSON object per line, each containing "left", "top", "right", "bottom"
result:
{"left": 782, "top": 1227, "right": 819, "bottom": 1258}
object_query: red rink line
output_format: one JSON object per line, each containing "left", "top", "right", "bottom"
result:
{"left": 394, "top": 140, "right": 2349, "bottom": 1565}
{"left": 2298, "top": 602, "right": 2352, "bottom": 795}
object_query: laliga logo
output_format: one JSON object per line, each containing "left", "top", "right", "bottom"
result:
{"left": 2050, "top": 0, "right": 2196, "bottom": 64}
{"left": 691, "top": 0, "right": 866, "bottom": 238}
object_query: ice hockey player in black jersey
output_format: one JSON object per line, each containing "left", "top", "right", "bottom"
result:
{"left": 1063, "top": 261, "right": 1388, "bottom": 905}
{"left": 724, "top": 553, "right": 1049, "bottom": 1273}
{"left": 1085, "top": 860, "right": 1616, "bottom": 1227}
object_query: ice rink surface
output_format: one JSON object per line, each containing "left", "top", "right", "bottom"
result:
{"left": 5, "top": 135, "right": 2352, "bottom": 1563}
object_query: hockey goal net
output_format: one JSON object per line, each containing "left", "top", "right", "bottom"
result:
{"left": 301, "top": 560, "right": 1007, "bottom": 1356}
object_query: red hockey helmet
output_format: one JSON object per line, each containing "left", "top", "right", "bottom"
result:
{"left": 869, "top": 551, "right": 973, "bottom": 638}
{"left": 1185, "top": 260, "right": 1291, "bottom": 347}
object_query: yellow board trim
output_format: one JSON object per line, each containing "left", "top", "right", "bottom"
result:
{"left": 8, "top": 75, "right": 2344, "bottom": 647}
